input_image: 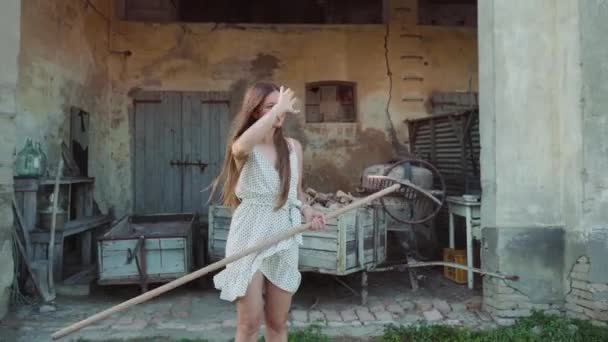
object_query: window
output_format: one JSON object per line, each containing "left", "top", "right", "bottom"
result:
{"left": 305, "top": 82, "right": 356, "bottom": 123}
{"left": 418, "top": 0, "right": 477, "bottom": 27}
{"left": 119, "top": 0, "right": 384, "bottom": 24}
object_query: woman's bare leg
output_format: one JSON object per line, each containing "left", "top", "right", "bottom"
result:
{"left": 263, "top": 279, "right": 293, "bottom": 342}
{"left": 235, "top": 271, "right": 265, "bottom": 342}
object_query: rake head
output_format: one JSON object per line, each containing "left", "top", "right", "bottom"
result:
{"left": 363, "top": 175, "right": 443, "bottom": 206}
{"left": 359, "top": 159, "right": 446, "bottom": 225}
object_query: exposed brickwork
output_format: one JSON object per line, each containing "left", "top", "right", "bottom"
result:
{"left": 483, "top": 277, "right": 563, "bottom": 324}
{"left": 565, "top": 256, "right": 608, "bottom": 326}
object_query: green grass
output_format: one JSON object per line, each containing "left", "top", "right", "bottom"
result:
{"left": 379, "top": 311, "right": 608, "bottom": 342}
{"left": 249, "top": 324, "right": 331, "bottom": 342}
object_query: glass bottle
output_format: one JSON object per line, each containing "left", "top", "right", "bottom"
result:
{"left": 15, "top": 138, "right": 36, "bottom": 177}
{"left": 35, "top": 141, "right": 47, "bottom": 177}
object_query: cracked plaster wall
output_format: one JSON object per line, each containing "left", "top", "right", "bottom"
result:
{"left": 563, "top": 0, "right": 608, "bottom": 322}
{"left": 4, "top": 2, "right": 476, "bottom": 316}
{"left": 0, "top": 0, "right": 20, "bottom": 320}
{"left": 479, "top": 0, "right": 608, "bottom": 320}
{"left": 106, "top": 0, "right": 478, "bottom": 216}
{"left": 16, "top": 0, "right": 115, "bottom": 212}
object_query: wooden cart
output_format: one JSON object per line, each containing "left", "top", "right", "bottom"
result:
{"left": 97, "top": 213, "right": 197, "bottom": 292}
{"left": 208, "top": 204, "right": 387, "bottom": 303}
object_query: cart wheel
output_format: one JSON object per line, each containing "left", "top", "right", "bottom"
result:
{"left": 379, "top": 159, "right": 447, "bottom": 225}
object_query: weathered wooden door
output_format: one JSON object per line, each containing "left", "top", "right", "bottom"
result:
{"left": 181, "top": 92, "right": 230, "bottom": 214}
{"left": 134, "top": 91, "right": 230, "bottom": 216}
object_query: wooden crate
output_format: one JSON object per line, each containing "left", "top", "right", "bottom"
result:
{"left": 208, "top": 205, "right": 387, "bottom": 276}
{"left": 443, "top": 248, "right": 467, "bottom": 284}
{"left": 97, "top": 213, "right": 196, "bottom": 290}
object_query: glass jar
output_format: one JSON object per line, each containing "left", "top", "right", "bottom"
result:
{"left": 35, "top": 141, "right": 48, "bottom": 177}
{"left": 15, "top": 138, "right": 44, "bottom": 177}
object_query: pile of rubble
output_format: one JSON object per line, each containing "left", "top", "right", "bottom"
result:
{"left": 304, "top": 188, "right": 358, "bottom": 210}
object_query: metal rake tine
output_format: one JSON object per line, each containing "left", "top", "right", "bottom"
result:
{"left": 365, "top": 175, "right": 443, "bottom": 206}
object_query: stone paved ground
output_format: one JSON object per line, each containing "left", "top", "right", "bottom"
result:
{"left": 0, "top": 269, "right": 497, "bottom": 341}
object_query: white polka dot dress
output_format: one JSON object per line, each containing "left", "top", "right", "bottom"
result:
{"left": 213, "top": 141, "right": 303, "bottom": 302}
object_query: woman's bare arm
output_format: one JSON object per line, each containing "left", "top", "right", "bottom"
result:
{"left": 291, "top": 138, "right": 308, "bottom": 205}
{"left": 291, "top": 138, "right": 326, "bottom": 230}
{"left": 232, "top": 87, "right": 297, "bottom": 159}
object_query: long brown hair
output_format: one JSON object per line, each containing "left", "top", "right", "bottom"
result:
{"left": 209, "top": 81, "right": 291, "bottom": 210}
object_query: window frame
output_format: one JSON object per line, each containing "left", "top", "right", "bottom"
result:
{"left": 304, "top": 81, "right": 358, "bottom": 124}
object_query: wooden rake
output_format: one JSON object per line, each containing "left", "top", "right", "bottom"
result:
{"left": 51, "top": 177, "right": 444, "bottom": 340}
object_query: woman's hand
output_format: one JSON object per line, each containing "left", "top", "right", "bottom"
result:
{"left": 303, "top": 206, "right": 326, "bottom": 231}
{"left": 274, "top": 86, "right": 299, "bottom": 116}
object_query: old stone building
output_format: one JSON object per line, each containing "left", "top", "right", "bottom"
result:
{"left": 0, "top": 0, "right": 606, "bottom": 329}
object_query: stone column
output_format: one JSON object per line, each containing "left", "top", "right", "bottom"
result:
{"left": 0, "top": 0, "right": 20, "bottom": 319}
{"left": 562, "top": 0, "right": 608, "bottom": 326}
{"left": 478, "top": 0, "right": 583, "bottom": 323}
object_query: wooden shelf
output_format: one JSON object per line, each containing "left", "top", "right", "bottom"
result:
{"left": 39, "top": 177, "right": 94, "bottom": 185}
{"left": 30, "top": 215, "right": 112, "bottom": 242}
{"left": 14, "top": 177, "right": 94, "bottom": 191}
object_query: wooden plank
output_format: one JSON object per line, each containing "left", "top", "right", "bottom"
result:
{"left": 299, "top": 249, "right": 336, "bottom": 270}
{"left": 210, "top": 233, "right": 339, "bottom": 252}
{"left": 181, "top": 92, "right": 195, "bottom": 213}
{"left": 14, "top": 178, "right": 39, "bottom": 191}
{"left": 211, "top": 206, "right": 232, "bottom": 218}
{"left": 134, "top": 101, "right": 147, "bottom": 214}
{"left": 163, "top": 92, "right": 182, "bottom": 213}
{"left": 218, "top": 97, "right": 229, "bottom": 171}
{"left": 74, "top": 185, "right": 84, "bottom": 219}
{"left": 23, "top": 191, "right": 37, "bottom": 232}
{"left": 12, "top": 195, "right": 33, "bottom": 259}
{"left": 81, "top": 231, "right": 92, "bottom": 265}
{"left": 193, "top": 91, "right": 206, "bottom": 214}
{"left": 430, "top": 118, "right": 436, "bottom": 164}
{"left": 154, "top": 97, "right": 163, "bottom": 213}
{"left": 337, "top": 212, "right": 347, "bottom": 273}
{"left": 356, "top": 211, "right": 365, "bottom": 269}
{"left": 201, "top": 96, "right": 214, "bottom": 214}
{"left": 143, "top": 101, "right": 156, "bottom": 213}
{"left": 99, "top": 238, "right": 188, "bottom": 278}
{"left": 37, "top": 177, "right": 94, "bottom": 185}
{"left": 301, "top": 236, "right": 338, "bottom": 252}
{"left": 210, "top": 239, "right": 226, "bottom": 255}
{"left": 98, "top": 274, "right": 187, "bottom": 285}
{"left": 30, "top": 216, "right": 112, "bottom": 241}
{"left": 159, "top": 93, "right": 171, "bottom": 212}
{"left": 302, "top": 227, "right": 346, "bottom": 239}
{"left": 146, "top": 249, "right": 187, "bottom": 275}
{"left": 211, "top": 227, "right": 229, "bottom": 240}
{"left": 63, "top": 265, "right": 96, "bottom": 285}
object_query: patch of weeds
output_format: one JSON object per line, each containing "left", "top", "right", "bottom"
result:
{"left": 379, "top": 311, "right": 608, "bottom": 342}
{"left": 255, "top": 324, "right": 330, "bottom": 342}
{"left": 380, "top": 323, "right": 481, "bottom": 342}
{"left": 77, "top": 338, "right": 203, "bottom": 342}
{"left": 287, "top": 324, "right": 331, "bottom": 342}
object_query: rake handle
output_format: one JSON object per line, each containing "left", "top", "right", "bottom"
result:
{"left": 52, "top": 183, "right": 401, "bottom": 340}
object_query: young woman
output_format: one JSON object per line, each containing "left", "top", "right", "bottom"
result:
{"left": 210, "top": 81, "right": 326, "bottom": 342}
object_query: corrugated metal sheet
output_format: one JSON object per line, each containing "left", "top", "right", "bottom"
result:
{"left": 405, "top": 109, "right": 481, "bottom": 248}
